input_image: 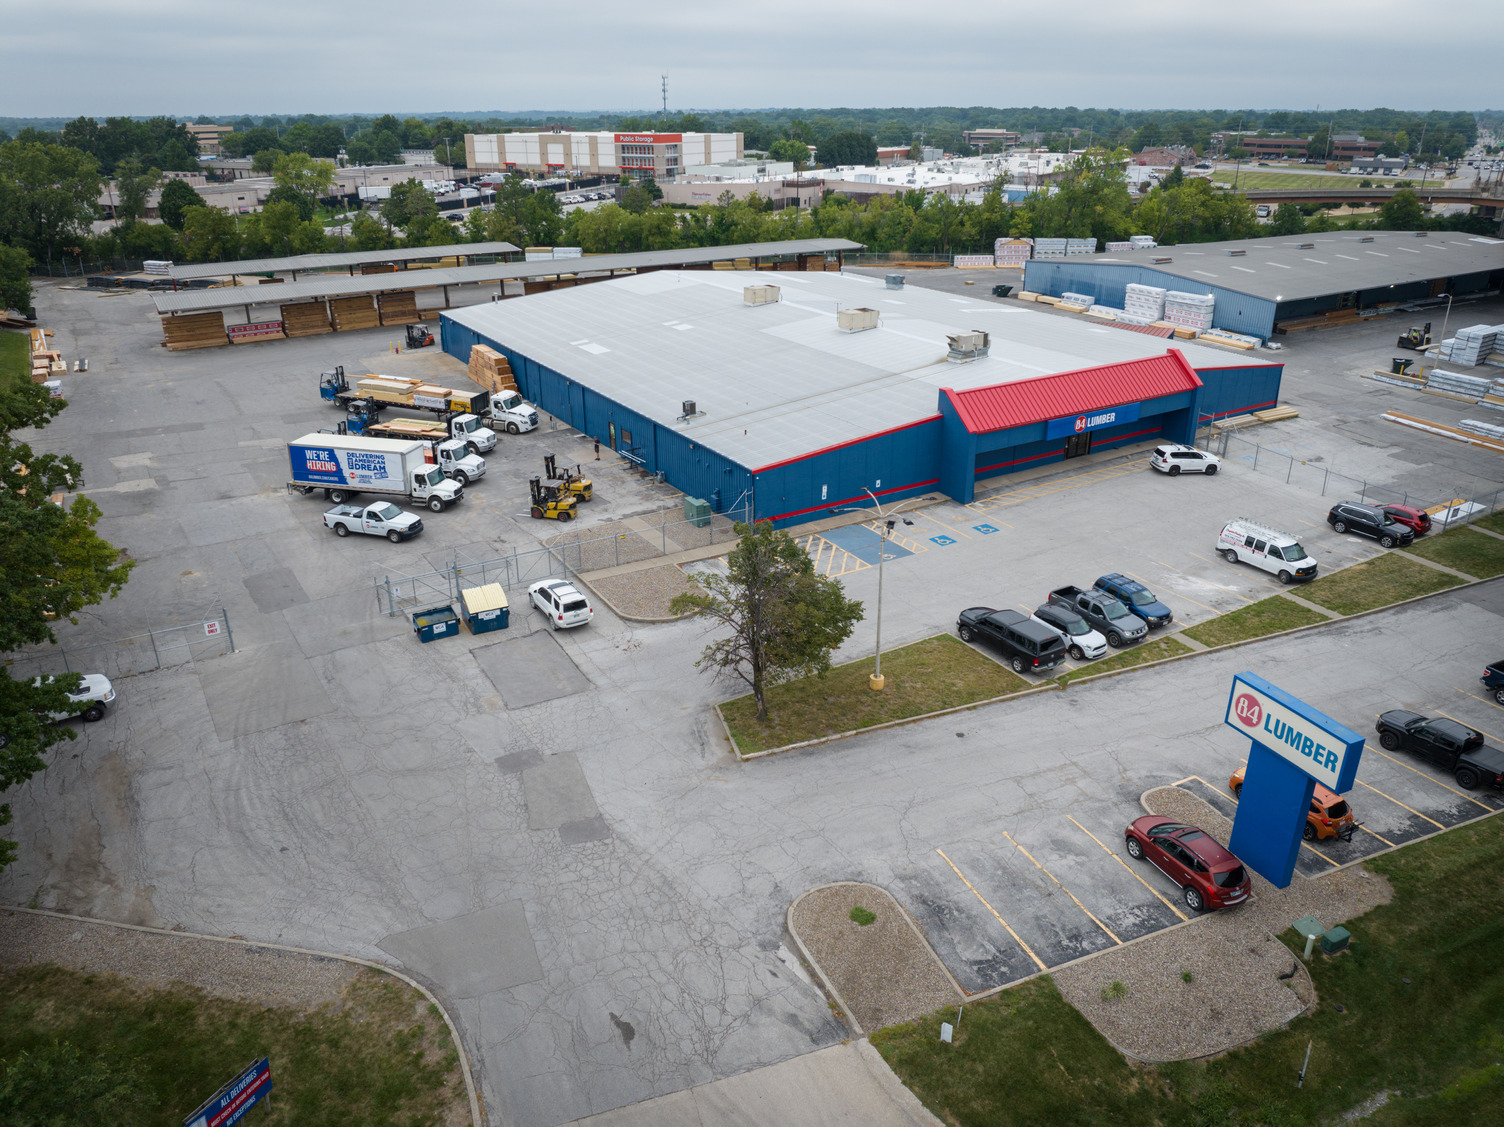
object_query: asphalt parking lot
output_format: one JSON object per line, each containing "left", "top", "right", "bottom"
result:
{"left": 4, "top": 277, "right": 1503, "bottom": 1127}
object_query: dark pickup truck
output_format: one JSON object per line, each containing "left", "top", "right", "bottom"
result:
{"left": 1482, "top": 660, "right": 1504, "bottom": 707}
{"left": 1375, "top": 710, "right": 1504, "bottom": 790}
{"left": 1048, "top": 585, "right": 1147, "bottom": 648}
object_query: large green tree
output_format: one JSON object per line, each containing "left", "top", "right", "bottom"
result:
{"left": 0, "top": 379, "right": 134, "bottom": 870}
{"left": 0, "top": 244, "right": 34, "bottom": 317}
{"left": 157, "top": 177, "right": 200, "bottom": 231}
{"left": 818, "top": 131, "right": 878, "bottom": 166}
{"left": 111, "top": 157, "right": 160, "bottom": 223}
{"left": 1378, "top": 188, "right": 1425, "bottom": 230}
{"left": 383, "top": 179, "right": 438, "bottom": 231}
{"left": 271, "top": 151, "right": 336, "bottom": 212}
{"left": 0, "top": 140, "right": 101, "bottom": 263}
{"left": 670, "top": 520, "right": 864, "bottom": 722}
{"left": 180, "top": 204, "right": 240, "bottom": 261}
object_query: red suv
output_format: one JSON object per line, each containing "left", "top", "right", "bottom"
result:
{"left": 1381, "top": 503, "right": 1432, "bottom": 537}
{"left": 1125, "top": 816, "right": 1252, "bottom": 911}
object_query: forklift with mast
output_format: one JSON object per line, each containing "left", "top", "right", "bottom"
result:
{"left": 542, "top": 453, "right": 592, "bottom": 502}
{"left": 528, "top": 476, "right": 577, "bottom": 521}
{"left": 1396, "top": 322, "right": 1432, "bottom": 351}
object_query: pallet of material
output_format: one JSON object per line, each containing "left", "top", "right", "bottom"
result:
{"left": 360, "top": 263, "right": 398, "bottom": 275}
{"left": 1382, "top": 410, "right": 1504, "bottom": 454}
{"left": 377, "top": 290, "right": 420, "bottom": 326}
{"left": 160, "top": 311, "right": 228, "bottom": 350}
{"left": 1014, "top": 291, "right": 1041, "bottom": 302}
{"left": 1033, "top": 295, "right": 1060, "bottom": 306}
{"left": 329, "top": 295, "right": 380, "bottom": 332}
{"left": 712, "top": 261, "right": 735, "bottom": 270}
{"left": 467, "top": 345, "right": 516, "bottom": 393}
{"left": 1056, "top": 302, "right": 1090, "bottom": 313}
{"left": 281, "top": 301, "right": 331, "bottom": 337}
{"left": 1171, "top": 326, "right": 1199, "bottom": 340}
{"left": 1253, "top": 406, "right": 1299, "bottom": 423}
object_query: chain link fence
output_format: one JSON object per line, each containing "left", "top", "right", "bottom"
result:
{"left": 375, "top": 501, "right": 753, "bottom": 617}
{"left": 1207, "top": 429, "right": 1504, "bottom": 524}
{"left": 1, "top": 611, "right": 236, "bottom": 681}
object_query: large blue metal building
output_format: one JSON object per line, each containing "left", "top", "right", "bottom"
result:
{"left": 442, "top": 269, "right": 1284, "bottom": 526}
{"left": 1023, "top": 231, "right": 1504, "bottom": 341}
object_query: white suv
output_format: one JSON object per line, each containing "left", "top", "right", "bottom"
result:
{"left": 529, "top": 579, "right": 594, "bottom": 629}
{"left": 1151, "top": 444, "right": 1221, "bottom": 476}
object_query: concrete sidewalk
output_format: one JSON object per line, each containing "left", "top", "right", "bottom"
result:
{"left": 561, "top": 1040, "right": 941, "bottom": 1127}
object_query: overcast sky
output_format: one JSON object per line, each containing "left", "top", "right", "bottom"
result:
{"left": 6, "top": 0, "right": 1499, "bottom": 119}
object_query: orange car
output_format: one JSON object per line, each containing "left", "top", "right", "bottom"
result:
{"left": 1228, "top": 766, "right": 1358, "bottom": 842}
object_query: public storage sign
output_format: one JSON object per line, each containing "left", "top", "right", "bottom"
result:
{"left": 1223, "top": 671, "right": 1364, "bottom": 791}
{"left": 1045, "top": 402, "right": 1140, "bottom": 440}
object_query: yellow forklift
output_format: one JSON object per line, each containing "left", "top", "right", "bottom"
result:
{"left": 1396, "top": 322, "right": 1432, "bottom": 351}
{"left": 543, "top": 453, "right": 593, "bottom": 502}
{"left": 529, "top": 476, "right": 577, "bottom": 521}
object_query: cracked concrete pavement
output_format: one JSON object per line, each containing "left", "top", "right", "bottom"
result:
{"left": 3, "top": 279, "right": 1502, "bottom": 1127}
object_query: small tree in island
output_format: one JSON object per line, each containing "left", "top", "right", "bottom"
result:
{"left": 671, "top": 520, "right": 864, "bottom": 723}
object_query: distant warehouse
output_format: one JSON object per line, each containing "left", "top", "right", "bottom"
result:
{"left": 465, "top": 130, "right": 743, "bottom": 179}
{"left": 441, "top": 270, "right": 1282, "bottom": 526}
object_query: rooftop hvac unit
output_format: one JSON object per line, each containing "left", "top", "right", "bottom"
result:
{"left": 1296, "top": 243, "right": 1315, "bottom": 249}
{"left": 743, "top": 284, "right": 781, "bottom": 306}
{"left": 1226, "top": 249, "right": 1247, "bottom": 256}
{"left": 1151, "top": 256, "right": 1173, "bottom": 264}
{"left": 1358, "top": 236, "right": 1375, "bottom": 243}
{"left": 886, "top": 274, "right": 905, "bottom": 289}
{"left": 680, "top": 400, "right": 697, "bottom": 419}
{"left": 947, "top": 330, "right": 990, "bottom": 362}
{"left": 837, "top": 307, "right": 880, "bottom": 333}
{"left": 1413, "top": 231, "right": 1428, "bottom": 237}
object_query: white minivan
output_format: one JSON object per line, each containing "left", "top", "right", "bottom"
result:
{"left": 1217, "top": 519, "right": 1318, "bottom": 584}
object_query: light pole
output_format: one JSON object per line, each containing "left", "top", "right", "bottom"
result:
{"left": 833, "top": 489, "right": 917, "bottom": 691}
{"left": 1438, "top": 291, "right": 1456, "bottom": 351}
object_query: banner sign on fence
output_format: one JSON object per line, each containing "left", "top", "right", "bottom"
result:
{"left": 183, "top": 1057, "right": 272, "bottom": 1127}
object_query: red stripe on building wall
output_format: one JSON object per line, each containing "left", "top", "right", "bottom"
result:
{"left": 750, "top": 415, "right": 941, "bottom": 474}
{"left": 767, "top": 479, "right": 939, "bottom": 522}
{"left": 1203, "top": 400, "right": 1277, "bottom": 420}
{"left": 971, "top": 426, "right": 1163, "bottom": 476}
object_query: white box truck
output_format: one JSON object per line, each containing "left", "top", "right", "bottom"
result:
{"left": 286, "top": 433, "right": 464, "bottom": 512}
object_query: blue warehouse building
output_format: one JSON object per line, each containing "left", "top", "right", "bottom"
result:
{"left": 443, "top": 270, "right": 1284, "bottom": 526}
{"left": 1023, "top": 231, "right": 1504, "bottom": 341}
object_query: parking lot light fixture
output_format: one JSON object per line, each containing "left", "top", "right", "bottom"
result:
{"left": 833, "top": 489, "right": 917, "bottom": 692}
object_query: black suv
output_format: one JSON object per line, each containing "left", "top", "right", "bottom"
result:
{"left": 1327, "top": 502, "right": 1414, "bottom": 548}
{"left": 1376, "top": 710, "right": 1504, "bottom": 790}
{"left": 957, "top": 607, "right": 1067, "bottom": 674}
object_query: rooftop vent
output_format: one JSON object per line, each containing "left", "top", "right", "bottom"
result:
{"left": 1358, "top": 236, "right": 1375, "bottom": 243}
{"left": 947, "top": 330, "right": 990, "bottom": 362}
{"left": 1296, "top": 243, "right": 1315, "bottom": 249}
{"left": 837, "top": 307, "right": 880, "bottom": 333}
{"left": 743, "top": 284, "right": 781, "bottom": 306}
{"left": 679, "top": 400, "right": 699, "bottom": 420}
{"left": 1151, "top": 256, "right": 1173, "bottom": 264}
{"left": 1413, "top": 231, "right": 1428, "bottom": 237}
{"left": 1226, "top": 249, "right": 1247, "bottom": 256}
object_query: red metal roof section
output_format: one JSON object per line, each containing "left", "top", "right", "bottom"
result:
{"left": 1101, "top": 320, "right": 1176, "bottom": 339}
{"left": 943, "top": 349, "right": 1204, "bottom": 434}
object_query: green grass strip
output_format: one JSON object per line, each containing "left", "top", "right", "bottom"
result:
{"left": 0, "top": 329, "right": 31, "bottom": 394}
{"left": 1299, "top": 552, "right": 1464, "bottom": 615}
{"left": 1181, "top": 595, "right": 1329, "bottom": 648}
{"left": 1404, "top": 525, "right": 1504, "bottom": 579}
{"left": 1056, "top": 636, "right": 1191, "bottom": 685}
{"left": 720, "top": 634, "right": 1028, "bottom": 756}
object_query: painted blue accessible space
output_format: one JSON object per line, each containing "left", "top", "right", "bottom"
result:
{"left": 820, "top": 524, "right": 914, "bottom": 565}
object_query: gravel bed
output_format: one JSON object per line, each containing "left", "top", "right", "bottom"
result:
{"left": 1051, "top": 786, "right": 1392, "bottom": 1061}
{"left": 0, "top": 910, "right": 358, "bottom": 1010}
{"left": 791, "top": 883, "right": 961, "bottom": 1034}
{"left": 583, "top": 564, "right": 704, "bottom": 620}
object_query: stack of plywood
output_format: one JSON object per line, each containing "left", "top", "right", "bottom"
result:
{"left": 281, "top": 301, "right": 332, "bottom": 337}
{"left": 28, "top": 326, "right": 65, "bottom": 381}
{"left": 329, "top": 295, "right": 380, "bottom": 332}
{"left": 160, "top": 312, "right": 228, "bottom": 350}
{"left": 377, "top": 290, "right": 420, "bottom": 326}
{"left": 467, "top": 345, "right": 516, "bottom": 392}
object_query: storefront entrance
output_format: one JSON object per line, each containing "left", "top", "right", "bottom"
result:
{"left": 1063, "top": 431, "right": 1093, "bottom": 458}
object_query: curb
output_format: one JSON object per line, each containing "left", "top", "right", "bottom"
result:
{"left": 1, "top": 906, "right": 484, "bottom": 1127}
{"left": 569, "top": 570, "right": 692, "bottom": 625}
{"left": 786, "top": 882, "right": 965, "bottom": 1039}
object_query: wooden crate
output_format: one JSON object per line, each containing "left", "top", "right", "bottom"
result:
{"left": 467, "top": 345, "right": 516, "bottom": 393}
{"left": 281, "top": 301, "right": 332, "bottom": 337}
{"left": 329, "top": 295, "right": 380, "bottom": 332}
{"left": 161, "top": 311, "right": 228, "bottom": 350}
{"left": 360, "top": 263, "right": 397, "bottom": 275}
{"left": 377, "top": 290, "right": 420, "bottom": 326}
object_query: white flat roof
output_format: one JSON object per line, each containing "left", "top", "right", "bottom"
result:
{"left": 444, "top": 271, "right": 1271, "bottom": 470}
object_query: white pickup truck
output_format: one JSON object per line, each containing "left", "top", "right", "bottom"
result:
{"left": 323, "top": 502, "right": 423, "bottom": 542}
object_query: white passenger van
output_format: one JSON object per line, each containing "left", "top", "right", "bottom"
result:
{"left": 1217, "top": 519, "right": 1318, "bottom": 584}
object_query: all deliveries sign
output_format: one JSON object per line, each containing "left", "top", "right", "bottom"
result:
{"left": 183, "top": 1057, "right": 272, "bottom": 1127}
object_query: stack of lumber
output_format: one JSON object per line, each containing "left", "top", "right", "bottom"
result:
{"left": 160, "top": 312, "right": 228, "bottom": 350}
{"left": 377, "top": 290, "right": 420, "bottom": 326}
{"left": 1199, "top": 328, "right": 1262, "bottom": 350}
{"left": 1163, "top": 291, "right": 1216, "bottom": 332}
{"left": 360, "top": 263, "right": 398, "bottom": 275}
{"left": 468, "top": 345, "right": 516, "bottom": 392}
{"left": 329, "top": 295, "right": 380, "bottom": 332}
{"left": 281, "top": 301, "right": 331, "bottom": 337}
{"left": 27, "top": 327, "right": 66, "bottom": 380}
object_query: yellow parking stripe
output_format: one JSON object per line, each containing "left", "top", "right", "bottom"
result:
{"left": 1002, "top": 831, "right": 1122, "bottom": 944}
{"left": 1064, "top": 816, "right": 1189, "bottom": 921}
{"left": 1126, "top": 569, "right": 1219, "bottom": 615}
{"left": 936, "top": 848, "right": 1048, "bottom": 971}
{"left": 1354, "top": 779, "right": 1446, "bottom": 829}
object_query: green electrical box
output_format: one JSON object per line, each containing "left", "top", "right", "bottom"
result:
{"left": 1321, "top": 926, "right": 1351, "bottom": 955}
{"left": 1292, "top": 916, "right": 1324, "bottom": 941}
{"left": 684, "top": 497, "right": 712, "bottom": 528}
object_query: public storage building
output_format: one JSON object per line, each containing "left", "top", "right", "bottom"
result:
{"left": 442, "top": 271, "right": 1282, "bottom": 526}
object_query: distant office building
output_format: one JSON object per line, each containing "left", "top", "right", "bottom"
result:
{"left": 1240, "top": 133, "right": 1380, "bottom": 162}
{"left": 963, "top": 129, "right": 1022, "bottom": 149}
{"left": 1350, "top": 155, "right": 1410, "bottom": 174}
{"left": 465, "top": 130, "right": 743, "bottom": 178}
{"left": 183, "top": 123, "right": 232, "bottom": 153}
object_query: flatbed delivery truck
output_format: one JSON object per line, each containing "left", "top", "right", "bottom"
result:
{"left": 287, "top": 433, "right": 464, "bottom": 511}
{"left": 319, "top": 368, "right": 488, "bottom": 416}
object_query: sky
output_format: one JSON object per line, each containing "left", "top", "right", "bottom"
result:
{"left": 4, "top": 0, "right": 1500, "bottom": 118}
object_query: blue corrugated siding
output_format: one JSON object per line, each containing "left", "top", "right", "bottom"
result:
{"left": 1195, "top": 365, "right": 1283, "bottom": 421}
{"left": 755, "top": 419, "right": 942, "bottom": 527}
{"left": 1022, "top": 261, "right": 1280, "bottom": 339}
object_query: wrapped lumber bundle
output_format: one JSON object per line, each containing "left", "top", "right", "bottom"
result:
{"left": 377, "top": 290, "right": 420, "bottom": 326}
{"left": 281, "top": 301, "right": 332, "bottom": 337}
{"left": 329, "top": 295, "right": 380, "bottom": 332}
{"left": 467, "top": 345, "right": 516, "bottom": 392}
{"left": 160, "top": 312, "right": 228, "bottom": 350}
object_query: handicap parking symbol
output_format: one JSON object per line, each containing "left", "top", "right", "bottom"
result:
{"left": 930, "top": 535, "right": 956, "bottom": 546}
{"left": 973, "top": 524, "right": 999, "bottom": 534}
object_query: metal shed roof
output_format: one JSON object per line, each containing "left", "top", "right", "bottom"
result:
{"left": 944, "top": 351, "right": 1203, "bottom": 433}
{"left": 443, "top": 269, "right": 1274, "bottom": 469}
{"left": 1071, "top": 231, "right": 1504, "bottom": 303}
{"left": 150, "top": 239, "right": 865, "bottom": 315}
{"left": 166, "top": 243, "right": 521, "bottom": 280}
